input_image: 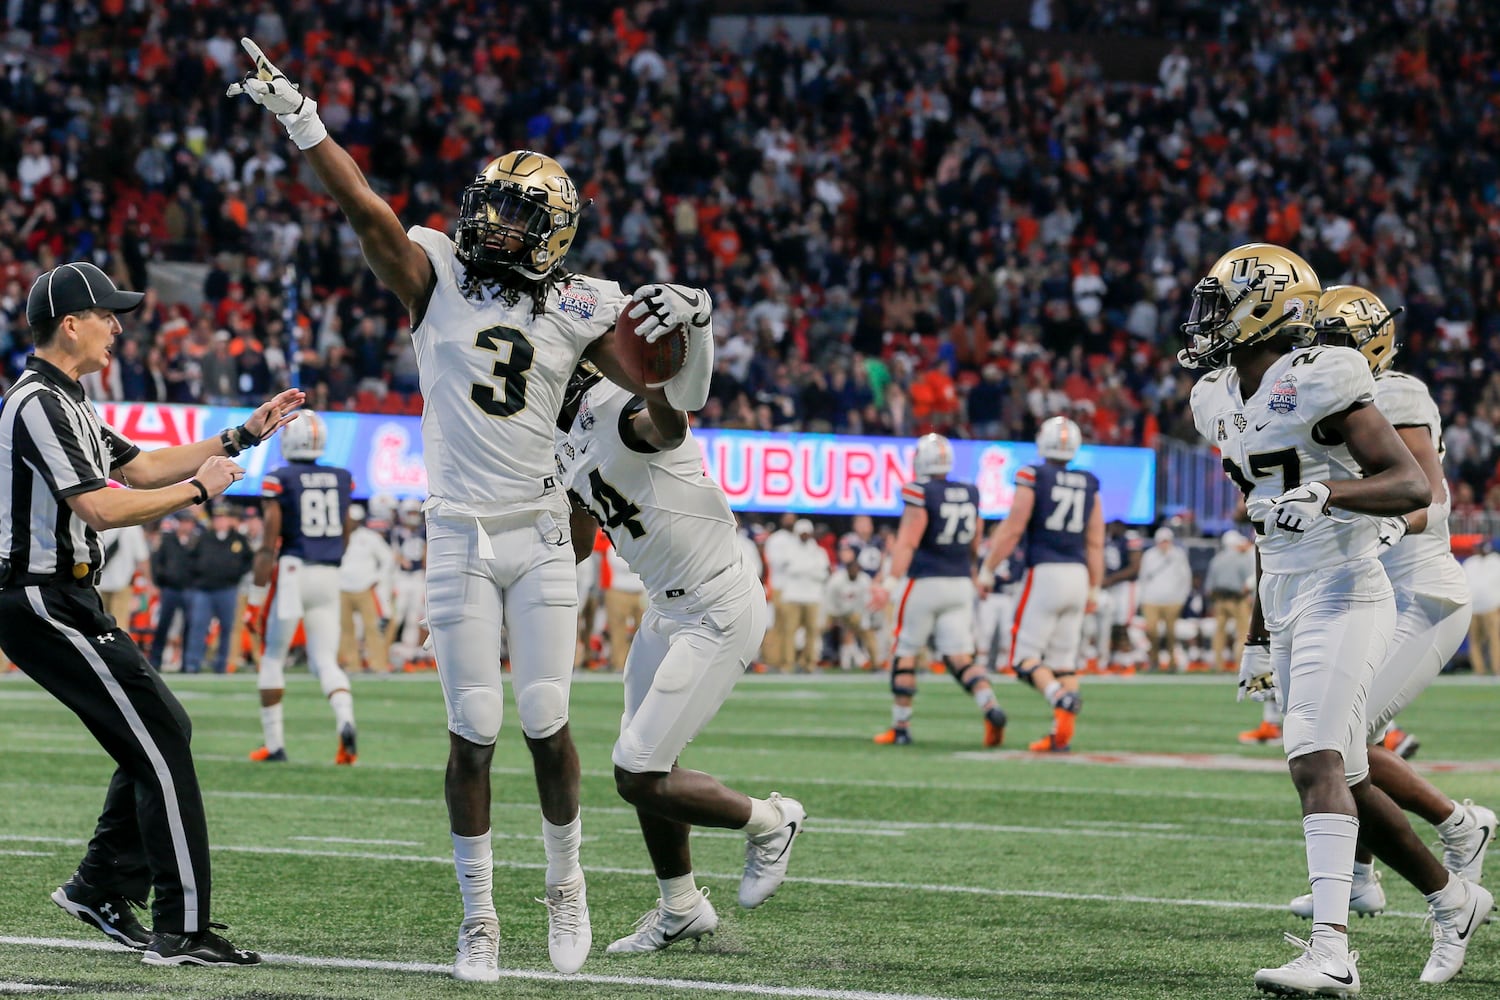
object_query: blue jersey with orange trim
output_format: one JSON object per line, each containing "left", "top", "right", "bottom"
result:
{"left": 904, "top": 476, "right": 979, "bottom": 579}
{"left": 1016, "top": 461, "right": 1098, "bottom": 567}
{"left": 264, "top": 461, "right": 353, "bottom": 565}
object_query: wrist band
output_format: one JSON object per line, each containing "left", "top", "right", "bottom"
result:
{"left": 219, "top": 427, "right": 242, "bottom": 457}
{"left": 188, "top": 478, "right": 209, "bottom": 505}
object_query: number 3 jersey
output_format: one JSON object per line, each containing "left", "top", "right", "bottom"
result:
{"left": 904, "top": 477, "right": 980, "bottom": 579}
{"left": 263, "top": 461, "right": 353, "bottom": 565}
{"left": 1190, "top": 345, "right": 1380, "bottom": 575}
{"left": 557, "top": 380, "right": 739, "bottom": 602}
{"left": 407, "top": 226, "right": 629, "bottom": 518}
{"left": 1015, "top": 462, "right": 1099, "bottom": 568}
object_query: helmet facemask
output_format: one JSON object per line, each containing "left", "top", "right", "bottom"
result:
{"left": 455, "top": 180, "right": 560, "bottom": 278}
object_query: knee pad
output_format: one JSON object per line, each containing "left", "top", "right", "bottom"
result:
{"left": 455, "top": 688, "right": 504, "bottom": 744}
{"left": 1013, "top": 658, "right": 1041, "bottom": 688}
{"left": 257, "top": 657, "right": 286, "bottom": 691}
{"left": 317, "top": 663, "right": 351, "bottom": 699}
{"left": 946, "top": 658, "right": 984, "bottom": 692}
{"left": 517, "top": 681, "right": 568, "bottom": 739}
{"left": 1056, "top": 691, "right": 1082, "bottom": 715}
{"left": 890, "top": 667, "right": 917, "bottom": 698}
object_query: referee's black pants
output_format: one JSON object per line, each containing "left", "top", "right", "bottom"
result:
{"left": 0, "top": 581, "right": 213, "bottom": 934}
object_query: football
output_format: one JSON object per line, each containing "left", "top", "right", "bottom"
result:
{"left": 614, "top": 306, "right": 689, "bottom": 389}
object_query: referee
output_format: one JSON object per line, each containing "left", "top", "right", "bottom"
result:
{"left": 0, "top": 261, "right": 303, "bottom": 967}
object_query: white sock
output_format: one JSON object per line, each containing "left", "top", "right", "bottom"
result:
{"left": 658, "top": 873, "right": 699, "bottom": 914}
{"left": 1351, "top": 860, "right": 1375, "bottom": 886}
{"left": 743, "top": 796, "right": 783, "bottom": 837}
{"left": 1263, "top": 700, "right": 1280, "bottom": 725}
{"left": 1304, "top": 812, "right": 1360, "bottom": 929}
{"left": 542, "top": 816, "right": 583, "bottom": 885}
{"left": 1425, "top": 873, "right": 1466, "bottom": 911}
{"left": 892, "top": 704, "right": 913, "bottom": 727}
{"left": 328, "top": 690, "right": 355, "bottom": 731}
{"left": 260, "top": 703, "right": 284, "bottom": 753}
{"left": 1043, "top": 680, "right": 1063, "bottom": 705}
{"left": 452, "top": 831, "right": 496, "bottom": 920}
{"left": 973, "top": 687, "right": 996, "bottom": 710}
{"left": 1436, "top": 802, "right": 1468, "bottom": 838}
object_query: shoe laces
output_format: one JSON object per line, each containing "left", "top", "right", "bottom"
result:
{"left": 1278, "top": 932, "right": 1357, "bottom": 970}
{"left": 538, "top": 881, "right": 585, "bottom": 936}
{"left": 628, "top": 899, "right": 669, "bottom": 938}
{"left": 460, "top": 919, "right": 499, "bottom": 957}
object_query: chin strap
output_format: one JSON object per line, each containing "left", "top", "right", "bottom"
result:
{"left": 662, "top": 314, "right": 714, "bottom": 412}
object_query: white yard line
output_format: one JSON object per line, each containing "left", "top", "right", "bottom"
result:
{"left": 0, "top": 935, "right": 976, "bottom": 1000}
{"left": 287, "top": 836, "right": 423, "bottom": 846}
{"left": 0, "top": 983, "right": 70, "bottom": 994}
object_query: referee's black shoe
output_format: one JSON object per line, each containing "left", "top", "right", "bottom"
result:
{"left": 142, "top": 923, "right": 261, "bottom": 966}
{"left": 51, "top": 872, "right": 151, "bottom": 950}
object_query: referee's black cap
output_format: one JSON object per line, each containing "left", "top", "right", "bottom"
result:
{"left": 27, "top": 262, "right": 145, "bottom": 329}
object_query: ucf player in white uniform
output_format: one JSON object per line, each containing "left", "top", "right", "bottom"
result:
{"left": 1183, "top": 244, "right": 1459, "bottom": 997}
{"left": 230, "top": 39, "right": 716, "bottom": 981}
{"left": 557, "top": 363, "right": 804, "bottom": 953}
{"left": 1272, "top": 285, "right": 1493, "bottom": 984}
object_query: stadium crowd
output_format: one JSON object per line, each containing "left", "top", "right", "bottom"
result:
{"left": 1, "top": 1, "right": 1499, "bottom": 505}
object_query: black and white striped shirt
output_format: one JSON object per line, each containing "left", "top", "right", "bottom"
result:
{"left": 0, "top": 356, "right": 139, "bottom": 580}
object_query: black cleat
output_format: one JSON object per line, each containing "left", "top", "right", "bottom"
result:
{"left": 335, "top": 723, "right": 357, "bottom": 765}
{"left": 51, "top": 873, "right": 151, "bottom": 950}
{"left": 142, "top": 923, "right": 260, "bottom": 966}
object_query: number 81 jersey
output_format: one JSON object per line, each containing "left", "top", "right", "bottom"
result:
{"left": 1190, "top": 345, "right": 1380, "bottom": 574}
{"left": 557, "top": 380, "right": 738, "bottom": 601}
{"left": 408, "top": 226, "right": 628, "bottom": 518}
{"left": 263, "top": 460, "right": 353, "bottom": 565}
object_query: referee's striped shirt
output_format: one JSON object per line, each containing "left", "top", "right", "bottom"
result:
{"left": 0, "top": 356, "right": 139, "bottom": 579}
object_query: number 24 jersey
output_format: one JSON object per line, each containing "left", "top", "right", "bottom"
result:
{"left": 1190, "top": 345, "right": 1380, "bottom": 574}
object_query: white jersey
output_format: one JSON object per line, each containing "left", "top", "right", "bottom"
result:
{"left": 1373, "top": 370, "right": 1467, "bottom": 599}
{"left": 823, "top": 571, "right": 872, "bottom": 618}
{"left": 408, "top": 226, "right": 627, "bottom": 517}
{"left": 1191, "top": 346, "right": 1380, "bottom": 575}
{"left": 558, "top": 380, "right": 739, "bottom": 601}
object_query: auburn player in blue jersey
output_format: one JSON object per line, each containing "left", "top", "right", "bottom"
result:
{"left": 245, "top": 411, "right": 358, "bottom": 764}
{"left": 874, "top": 434, "right": 1008, "bottom": 747}
{"left": 979, "top": 416, "right": 1104, "bottom": 752}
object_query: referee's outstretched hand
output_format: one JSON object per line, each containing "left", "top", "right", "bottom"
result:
{"left": 196, "top": 456, "right": 246, "bottom": 500}
{"left": 245, "top": 387, "right": 307, "bottom": 442}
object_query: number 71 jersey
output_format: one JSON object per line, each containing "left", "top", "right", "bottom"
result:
{"left": 1190, "top": 345, "right": 1380, "bottom": 574}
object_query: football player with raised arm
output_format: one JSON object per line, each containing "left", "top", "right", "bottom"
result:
{"left": 978, "top": 416, "right": 1104, "bottom": 752}
{"left": 873, "top": 434, "right": 1007, "bottom": 747}
{"left": 229, "top": 39, "right": 715, "bottom": 980}
{"left": 244, "top": 410, "right": 357, "bottom": 765}
{"left": 1269, "top": 285, "right": 1492, "bottom": 985}
{"left": 557, "top": 361, "right": 804, "bottom": 953}
{"left": 1183, "top": 243, "right": 1488, "bottom": 996}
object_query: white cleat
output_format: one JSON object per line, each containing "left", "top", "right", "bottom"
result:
{"left": 1290, "top": 871, "right": 1385, "bottom": 920}
{"left": 606, "top": 888, "right": 719, "bottom": 953}
{"left": 1421, "top": 879, "right": 1495, "bottom": 985}
{"left": 1441, "top": 799, "right": 1497, "bottom": 883}
{"left": 1254, "top": 932, "right": 1360, "bottom": 998}
{"left": 453, "top": 916, "right": 500, "bottom": 983}
{"left": 541, "top": 877, "right": 591, "bottom": 974}
{"left": 740, "top": 793, "right": 805, "bottom": 909}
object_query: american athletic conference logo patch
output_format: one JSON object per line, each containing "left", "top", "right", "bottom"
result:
{"left": 1268, "top": 373, "right": 1298, "bottom": 414}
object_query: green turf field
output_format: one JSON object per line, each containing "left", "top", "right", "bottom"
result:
{"left": 1, "top": 671, "right": 1497, "bottom": 999}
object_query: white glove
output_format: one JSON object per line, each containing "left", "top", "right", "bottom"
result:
{"left": 225, "top": 37, "right": 327, "bottom": 150}
{"left": 1256, "top": 481, "right": 1332, "bottom": 537}
{"left": 1237, "top": 642, "right": 1276, "bottom": 704}
{"left": 1376, "top": 515, "right": 1410, "bottom": 549}
{"left": 626, "top": 283, "right": 712, "bottom": 342}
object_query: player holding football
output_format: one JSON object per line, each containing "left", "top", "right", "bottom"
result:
{"left": 557, "top": 362, "right": 804, "bottom": 952}
{"left": 977, "top": 416, "right": 1104, "bottom": 753}
{"left": 1183, "top": 243, "right": 1488, "bottom": 996}
{"left": 245, "top": 410, "right": 357, "bottom": 765}
{"left": 873, "top": 434, "right": 1007, "bottom": 747}
{"left": 1269, "top": 284, "right": 1492, "bottom": 985}
{"left": 229, "top": 39, "right": 713, "bottom": 979}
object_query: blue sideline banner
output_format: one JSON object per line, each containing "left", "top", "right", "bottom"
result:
{"left": 96, "top": 402, "right": 1156, "bottom": 523}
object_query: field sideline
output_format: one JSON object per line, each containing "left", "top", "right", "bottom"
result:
{"left": 1, "top": 671, "right": 1497, "bottom": 999}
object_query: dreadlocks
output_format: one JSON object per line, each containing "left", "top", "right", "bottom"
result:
{"left": 457, "top": 261, "right": 571, "bottom": 319}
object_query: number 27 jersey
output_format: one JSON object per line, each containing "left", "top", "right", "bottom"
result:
{"left": 1190, "top": 345, "right": 1380, "bottom": 575}
{"left": 408, "top": 226, "right": 628, "bottom": 518}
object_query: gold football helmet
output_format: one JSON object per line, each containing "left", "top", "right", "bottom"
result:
{"left": 455, "top": 150, "right": 582, "bottom": 280}
{"left": 1178, "top": 243, "right": 1321, "bottom": 369}
{"left": 1316, "top": 285, "right": 1401, "bottom": 374}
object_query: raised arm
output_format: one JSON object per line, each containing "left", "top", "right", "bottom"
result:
{"left": 226, "top": 38, "right": 433, "bottom": 319}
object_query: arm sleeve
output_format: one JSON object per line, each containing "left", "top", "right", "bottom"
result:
{"left": 103, "top": 426, "right": 141, "bottom": 471}
{"left": 901, "top": 482, "right": 926, "bottom": 508}
{"left": 1014, "top": 466, "right": 1037, "bottom": 489}
{"left": 19, "top": 393, "right": 107, "bottom": 499}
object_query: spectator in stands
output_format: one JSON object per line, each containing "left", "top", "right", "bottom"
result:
{"left": 773, "top": 519, "right": 832, "bottom": 674}
{"left": 183, "top": 503, "right": 254, "bottom": 675}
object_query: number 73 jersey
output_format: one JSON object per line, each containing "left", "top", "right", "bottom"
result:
{"left": 557, "top": 380, "right": 739, "bottom": 602}
{"left": 1190, "top": 345, "right": 1381, "bottom": 574}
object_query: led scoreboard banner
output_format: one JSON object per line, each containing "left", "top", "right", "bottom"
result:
{"left": 96, "top": 402, "right": 1157, "bottom": 523}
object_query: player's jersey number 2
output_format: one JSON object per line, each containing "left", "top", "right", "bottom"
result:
{"left": 471, "top": 324, "right": 535, "bottom": 419}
